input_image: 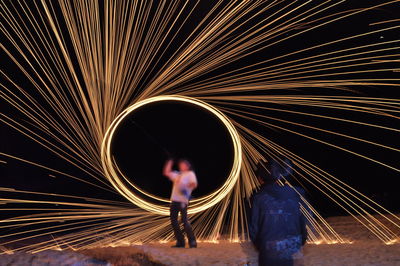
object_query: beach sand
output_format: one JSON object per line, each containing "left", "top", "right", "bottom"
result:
{"left": 1, "top": 215, "right": 399, "bottom": 265}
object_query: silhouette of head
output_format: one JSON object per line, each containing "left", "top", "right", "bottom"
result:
{"left": 256, "top": 158, "right": 293, "bottom": 184}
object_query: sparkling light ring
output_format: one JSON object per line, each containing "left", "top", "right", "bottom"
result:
{"left": 101, "top": 95, "right": 242, "bottom": 215}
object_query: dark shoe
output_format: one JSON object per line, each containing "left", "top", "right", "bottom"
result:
{"left": 189, "top": 241, "right": 197, "bottom": 248}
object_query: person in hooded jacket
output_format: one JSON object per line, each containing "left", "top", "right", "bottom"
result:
{"left": 249, "top": 159, "right": 308, "bottom": 266}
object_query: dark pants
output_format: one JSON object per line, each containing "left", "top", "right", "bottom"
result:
{"left": 170, "top": 201, "right": 196, "bottom": 245}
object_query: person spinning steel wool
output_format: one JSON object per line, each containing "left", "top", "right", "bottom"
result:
{"left": 163, "top": 158, "right": 198, "bottom": 248}
{"left": 250, "top": 159, "right": 308, "bottom": 266}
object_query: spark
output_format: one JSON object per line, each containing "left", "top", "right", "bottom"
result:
{"left": 0, "top": 0, "right": 399, "bottom": 254}
{"left": 101, "top": 95, "right": 242, "bottom": 215}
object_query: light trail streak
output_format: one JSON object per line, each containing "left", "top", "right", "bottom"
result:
{"left": 0, "top": 0, "right": 399, "bottom": 253}
{"left": 101, "top": 95, "right": 242, "bottom": 215}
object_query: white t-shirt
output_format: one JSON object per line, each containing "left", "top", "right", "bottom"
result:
{"left": 167, "top": 170, "right": 197, "bottom": 204}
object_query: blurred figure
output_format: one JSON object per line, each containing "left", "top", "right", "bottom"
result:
{"left": 250, "top": 159, "right": 307, "bottom": 266}
{"left": 163, "top": 158, "right": 198, "bottom": 248}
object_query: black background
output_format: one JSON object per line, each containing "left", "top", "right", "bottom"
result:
{"left": 1, "top": 0, "right": 399, "bottom": 217}
{"left": 112, "top": 100, "right": 234, "bottom": 200}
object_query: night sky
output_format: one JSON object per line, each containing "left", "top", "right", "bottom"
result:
{"left": 1, "top": 0, "right": 400, "bottom": 219}
{"left": 112, "top": 100, "right": 234, "bottom": 200}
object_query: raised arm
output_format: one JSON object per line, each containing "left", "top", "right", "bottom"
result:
{"left": 163, "top": 159, "right": 175, "bottom": 180}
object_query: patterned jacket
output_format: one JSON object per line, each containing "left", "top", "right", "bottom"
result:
{"left": 249, "top": 184, "right": 307, "bottom": 259}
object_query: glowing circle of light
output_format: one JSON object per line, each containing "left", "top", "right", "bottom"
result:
{"left": 101, "top": 95, "right": 242, "bottom": 215}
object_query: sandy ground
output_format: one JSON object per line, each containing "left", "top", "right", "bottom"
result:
{"left": 1, "top": 215, "right": 399, "bottom": 265}
{"left": 131, "top": 241, "right": 258, "bottom": 265}
{"left": 0, "top": 250, "right": 109, "bottom": 266}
